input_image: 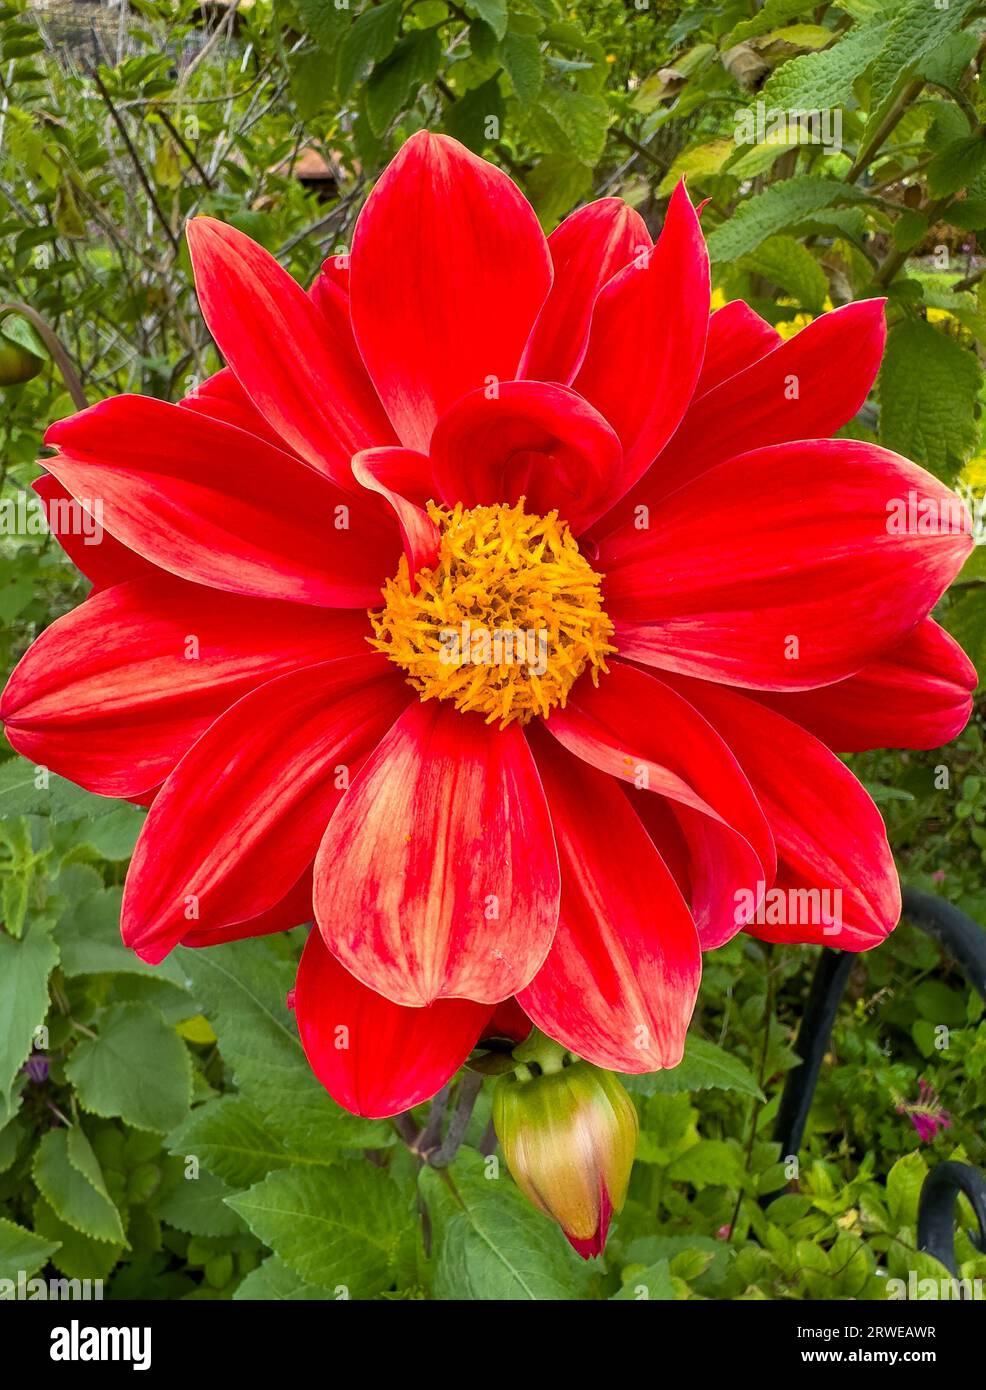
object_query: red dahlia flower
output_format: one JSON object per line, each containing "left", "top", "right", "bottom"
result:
{"left": 2, "top": 133, "right": 975, "bottom": 1123}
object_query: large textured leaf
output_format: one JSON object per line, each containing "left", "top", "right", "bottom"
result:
{"left": 228, "top": 1165, "right": 407, "bottom": 1298}
{"left": 623, "top": 1037, "right": 764, "bottom": 1100}
{"left": 234, "top": 1255, "right": 333, "bottom": 1301}
{"left": 738, "top": 234, "right": 829, "bottom": 312}
{"left": 0, "top": 918, "right": 58, "bottom": 1104}
{"left": 757, "top": 19, "right": 889, "bottom": 110}
{"left": 0, "top": 1214, "right": 60, "bottom": 1281}
{"left": 422, "top": 1154, "right": 591, "bottom": 1300}
{"left": 0, "top": 758, "right": 118, "bottom": 821}
{"left": 56, "top": 884, "right": 185, "bottom": 984}
{"left": 707, "top": 178, "right": 866, "bottom": 262}
{"left": 65, "top": 1002, "right": 193, "bottom": 1133}
{"left": 177, "top": 940, "right": 392, "bottom": 1151}
{"left": 32, "top": 1127, "right": 127, "bottom": 1245}
{"left": 167, "top": 1095, "right": 296, "bottom": 1190}
{"left": 879, "top": 318, "right": 982, "bottom": 482}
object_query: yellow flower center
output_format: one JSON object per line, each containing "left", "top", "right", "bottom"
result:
{"left": 369, "top": 499, "right": 616, "bottom": 727}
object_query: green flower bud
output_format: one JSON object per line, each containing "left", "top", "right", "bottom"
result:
{"left": 0, "top": 329, "right": 43, "bottom": 386}
{"left": 493, "top": 1057, "right": 638, "bottom": 1259}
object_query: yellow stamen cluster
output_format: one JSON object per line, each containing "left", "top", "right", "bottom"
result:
{"left": 369, "top": 499, "right": 616, "bottom": 727}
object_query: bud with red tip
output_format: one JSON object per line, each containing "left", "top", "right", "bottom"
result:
{"left": 492, "top": 1036, "right": 638, "bottom": 1259}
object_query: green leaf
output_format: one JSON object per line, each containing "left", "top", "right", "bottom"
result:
{"left": 707, "top": 178, "right": 866, "bottom": 263}
{"left": 739, "top": 233, "right": 829, "bottom": 312}
{"left": 927, "top": 136, "right": 986, "bottom": 200}
{"left": 294, "top": 0, "right": 350, "bottom": 52}
{"left": 422, "top": 1154, "right": 591, "bottom": 1300}
{"left": 726, "top": 0, "right": 822, "bottom": 45}
{"left": 758, "top": 19, "right": 889, "bottom": 110}
{"left": 0, "top": 758, "right": 121, "bottom": 822}
{"left": 177, "top": 940, "right": 391, "bottom": 1153}
{"left": 868, "top": 0, "right": 975, "bottom": 112}
{"left": 500, "top": 30, "right": 544, "bottom": 105}
{"left": 527, "top": 85, "right": 610, "bottom": 166}
{"left": 56, "top": 885, "right": 185, "bottom": 983}
{"left": 944, "top": 586, "right": 986, "bottom": 690}
{"left": 611, "top": 1257, "right": 677, "bottom": 1299}
{"left": 337, "top": 0, "right": 401, "bottom": 98}
{"left": 234, "top": 1254, "right": 334, "bottom": 1301}
{"left": 886, "top": 1150, "right": 928, "bottom": 1227}
{"left": 526, "top": 153, "right": 593, "bottom": 229}
{"left": 623, "top": 1036, "right": 765, "bottom": 1100}
{"left": 228, "top": 1165, "right": 407, "bottom": 1298}
{"left": 879, "top": 317, "right": 982, "bottom": 481}
{"left": 66, "top": 1002, "right": 193, "bottom": 1133}
{"left": 444, "top": 75, "right": 505, "bottom": 153}
{"left": 0, "top": 1214, "right": 60, "bottom": 1281}
{"left": 467, "top": 0, "right": 507, "bottom": 41}
{"left": 31, "top": 1197, "right": 122, "bottom": 1282}
{"left": 666, "top": 1138, "right": 747, "bottom": 1188}
{"left": 0, "top": 917, "right": 58, "bottom": 1104}
{"left": 167, "top": 1095, "right": 293, "bottom": 1190}
{"left": 365, "top": 28, "right": 442, "bottom": 135}
{"left": 32, "top": 1127, "right": 127, "bottom": 1245}
{"left": 152, "top": 1167, "right": 245, "bottom": 1238}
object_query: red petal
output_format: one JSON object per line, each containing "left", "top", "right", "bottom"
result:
{"left": 600, "top": 298, "right": 886, "bottom": 529}
{"left": 520, "top": 198, "right": 650, "bottom": 384}
{"left": 752, "top": 619, "right": 976, "bottom": 752}
{"left": 314, "top": 702, "right": 560, "bottom": 1007}
{"left": 122, "top": 656, "right": 410, "bottom": 963}
{"left": 352, "top": 447, "right": 440, "bottom": 579}
{"left": 573, "top": 182, "right": 709, "bottom": 490}
{"left": 44, "top": 396, "right": 397, "bottom": 607}
{"left": 1, "top": 577, "right": 370, "bottom": 798}
{"left": 695, "top": 300, "right": 780, "bottom": 396}
{"left": 349, "top": 132, "right": 552, "bottom": 453}
{"left": 543, "top": 660, "right": 773, "bottom": 947}
{"left": 429, "top": 380, "right": 624, "bottom": 535}
{"left": 183, "top": 868, "right": 315, "bottom": 948}
{"left": 603, "top": 439, "right": 973, "bottom": 689}
{"left": 484, "top": 996, "right": 531, "bottom": 1044}
{"left": 179, "top": 367, "right": 296, "bottom": 452}
{"left": 186, "top": 217, "right": 393, "bottom": 488}
{"left": 663, "top": 676, "right": 901, "bottom": 949}
{"left": 518, "top": 728, "right": 701, "bottom": 1072}
{"left": 33, "top": 473, "right": 158, "bottom": 591}
{"left": 295, "top": 929, "right": 490, "bottom": 1118}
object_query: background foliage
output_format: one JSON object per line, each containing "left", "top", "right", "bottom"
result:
{"left": 0, "top": 0, "right": 985, "bottom": 1300}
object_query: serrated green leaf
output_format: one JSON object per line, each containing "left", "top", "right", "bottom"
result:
{"left": 66, "top": 1003, "right": 192, "bottom": 1133}
{"left": 152, "top": 1168, "right": 245, "bottom": 1238}
{"left": 500, "top": 30, "right": 543, "bottom": 105}
{"left": 466, "top": 0, "right": 507, "bottom": 41}
{"left": 337, "top": 0, "right": 401, "bottom": 98}
{"left": 740, "top": 233, "right": 829, "bottom": 311}
{"left": 234, "top": 1254, "right": 333, "bottom": 1301}
{"left": 623, "top": 1036, "right": 765, "bottom": 1100}
{"left": 0, "top": 1214, "right": 60, "bottom": 1281}
{"left": 879, "top": 317, "right": 982, "bottom": 481}
{"left": 527, "top": 84, "right": 609, "bottom": 166}
{"left": 167, "top": 1095, "right": 294, "bottom": 1189}
{"left": 886, "top": 1150, "right": 928, "bottom": 1227}
{"left": 294, "top": 0, "right": 350, "bottom": 52}
{"left": 0, "top": 917, "right": 57, "bottom": 1104}
{"left": 444, "top": 74, "right": 505, "bottom": 153}
{"left": 708, "top": 178, "right": 866, "bottom": 262}
{"left": 177, "top": 940, "right": 392, "bottom": 1153}
{"left": 758, "top": 19, "right": 889, "bottom": 110}
{"left": 421, "top": 1153, "right": 590, "bottom": 1300}
{"left": 33, "top": 1128, "right": 127, "bottom": 1245}
{"left": 0, "top": 758, "right": 120, "bottom": 822}
{"left": 944, "top": 586, "right": 986, "bottom": 689}
{"left": 228, "top": 1165, "right": 406, "bottom": 1297}
{"left": 365, "top": 27, "right": 441, "bottom": 135}
{"left": 31, "top": 1197, "right": 121, "bottom": 1282}
{"left": 56, "top": 885, "right": 185, "bottom": 983}
{"left": 927, "top": 136, "right": 986, "bottom": 200}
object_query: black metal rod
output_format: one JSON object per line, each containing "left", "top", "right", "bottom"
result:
{"left": 900, "top": 886, "right": 986, "bottom": 1002}
{"left": 917, "top": 1161, "right": 986, "bottom": 1275}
